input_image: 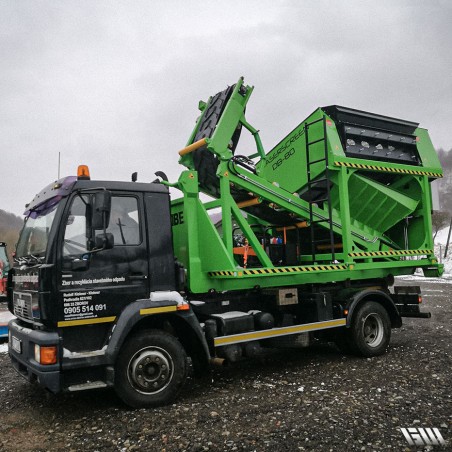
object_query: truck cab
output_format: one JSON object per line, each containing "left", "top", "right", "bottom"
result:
{"left": 8, "top": 172, "right": 208, "bottom": 405}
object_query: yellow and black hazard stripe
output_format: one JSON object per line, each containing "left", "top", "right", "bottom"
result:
{"left": 349, "top": 249, "right": 433, "bottom": 258}
{"left": 208, "top": 270, "right": 237, "bottom": 277}
{"left": 209, "top": 264, "right": 347, "bottom": 277}
{"left": 242, "top": 265, "right": 347, "bottom": 275}
{"left": 334, "top": 161, "right": 442, "bottom": 178}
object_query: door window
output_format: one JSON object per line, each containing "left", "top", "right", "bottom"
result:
{"left": 63, "top": 195, "right": 89, "bottom": 257}
{"left": 107, "top": 197, "right": 140, "bottom": 246}
{"left": 63, "top": 195, "right": 141, "bottom": 258}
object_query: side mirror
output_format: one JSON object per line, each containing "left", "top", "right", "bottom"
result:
{"left": 95, "top": 233, "right": 114, "bottom": 250}
{"left": 92, "top": 191, "right": 111, "bottom": 230}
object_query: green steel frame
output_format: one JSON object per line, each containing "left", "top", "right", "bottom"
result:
{"left": 170, "top": 78, "right": 443, "bottom": 294}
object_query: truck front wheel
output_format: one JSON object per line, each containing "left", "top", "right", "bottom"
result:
{"left": 115, "top": 329, "right": 187, "bottom": 408}
{"left": 350, "top": 301, "right": 391, "bottom": 357}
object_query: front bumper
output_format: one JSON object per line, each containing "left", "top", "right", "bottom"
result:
{"left": 8, "top": 319, "right": 62, "bottom": 393}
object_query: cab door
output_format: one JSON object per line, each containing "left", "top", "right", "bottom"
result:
{"left": 58, "top": 192, "right": 149, "bottom": 326}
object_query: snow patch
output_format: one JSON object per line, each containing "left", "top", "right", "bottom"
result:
{"left": 434, "top": 226, "right": 452, "bottom": 276}
{"left": 0, "top": 343, "right": 8, "bottom": 354}
{"left": 434, "top": 226, "right": 452, "bottom": 246}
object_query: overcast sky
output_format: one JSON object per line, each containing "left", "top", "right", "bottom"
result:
{"left": 1, "top": 0, "right": 451, "bottom": 216}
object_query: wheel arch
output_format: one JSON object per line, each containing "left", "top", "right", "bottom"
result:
{"left": 106, "top": 300, "right": 210, "bottom": 376}
{"left": 346, "top": 289, "right": 402, "bottom": 328}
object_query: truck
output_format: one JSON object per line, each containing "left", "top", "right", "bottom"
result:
{"left": 0, "top": 242, "right": 9, "bottom": 297}
{"left": 1, "top": 243, "right": 14, "bottom": 339}
{"left": 7, "top": 78, "right": 443, "bottom": 408}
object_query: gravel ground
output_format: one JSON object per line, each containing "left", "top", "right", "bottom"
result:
{"left": 0, "top": 278, "right": 450, "bottom": 451}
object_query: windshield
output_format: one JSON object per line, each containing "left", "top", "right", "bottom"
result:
{"left": 16, "top": 202, "right": 59, "bottom": 258}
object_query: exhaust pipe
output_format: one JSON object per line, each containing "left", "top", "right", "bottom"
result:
{"left": 210, "top": 357, "right": 226, "bottom": 367}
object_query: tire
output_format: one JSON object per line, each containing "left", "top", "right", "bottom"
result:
{"left": 115, "top": 329, "right": 187, "bottom": 408}
{"left": 350, "top": 301, "right": 391, "bottom": 357}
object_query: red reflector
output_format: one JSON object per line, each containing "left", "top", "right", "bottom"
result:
{"left": 418, "top": 296, "right": 422, "bottom": 304}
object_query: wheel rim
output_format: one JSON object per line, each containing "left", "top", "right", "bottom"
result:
{"left": 127, "top": 346, "right": 174, "bottom": 394}
{"left": 362, "top": 313, "right": 384, "bottom": 347}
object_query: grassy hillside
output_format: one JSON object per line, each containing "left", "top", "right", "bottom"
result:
{"left": 0, "top": 209, "right": 23, "bottom": 264}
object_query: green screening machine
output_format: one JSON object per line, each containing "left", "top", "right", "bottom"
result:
{"left": 170, "top": 78, "right": 443, "bottom": 294}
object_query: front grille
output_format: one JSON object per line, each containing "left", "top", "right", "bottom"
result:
{"left": 13, "top": 292, "right": 33, "bottom": 321}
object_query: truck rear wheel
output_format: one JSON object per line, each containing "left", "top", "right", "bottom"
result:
{"left": 115, "top": 329, "right": 187, "bottom": 408}
{"left": 350, "top": 301, "right": 391, "bottom": 357}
